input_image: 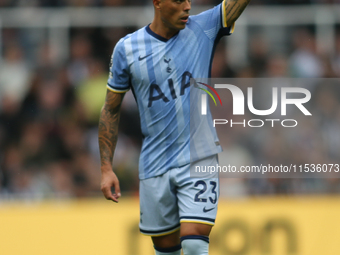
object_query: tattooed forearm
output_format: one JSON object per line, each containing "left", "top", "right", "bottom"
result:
{"left": 98, "top": 91, "right": 124, "bottom": 169}
{"left": 225, "top": 0, "right": 251, "bottom": 26}
{"left": 226, "top": 3, "right": 241, "bottom": 19}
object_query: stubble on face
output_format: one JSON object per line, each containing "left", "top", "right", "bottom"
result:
{"left": 160, "top": 0, "right": 190, "bottom": 31}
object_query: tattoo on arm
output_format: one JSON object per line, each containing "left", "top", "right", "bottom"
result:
{"left": 225, "top": 0, "right": 251, "bottom": 26}
{"left": 98, "top": 90, "right": 124, "bottom": 168}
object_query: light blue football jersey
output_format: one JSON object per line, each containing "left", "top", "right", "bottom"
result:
{"left": 107, "top": 1, "right": 234, "bottom": 179}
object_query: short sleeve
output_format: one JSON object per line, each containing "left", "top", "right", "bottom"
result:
{"left": 107, "top": 38, "right": 130, "bottom": 93}
{"left": 191, "top": 1, "right": 235, "bottom": 41}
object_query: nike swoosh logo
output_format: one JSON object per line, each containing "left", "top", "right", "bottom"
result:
{"left": 138, "top": 53, "right": 152, "bottom": 61}
{"left": 203, "top": 207, "right": 215, "bottom": 213}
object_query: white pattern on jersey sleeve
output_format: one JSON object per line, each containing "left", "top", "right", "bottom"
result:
{"left": 107, "top": 38, "right": 130, "bottom": 93}
{"left": 191, "top": 2, "right": 235, "bottom": 41}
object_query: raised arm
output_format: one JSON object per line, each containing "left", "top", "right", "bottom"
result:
{"left": 224, "top": 0, "right": 251, "bottom": 27}
{"left": 98, "top": 90, "right": 125, "bottom": 202}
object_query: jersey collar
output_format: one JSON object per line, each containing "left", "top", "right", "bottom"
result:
{"left": 146, "top": 24, "right": 179, "bottom": 42}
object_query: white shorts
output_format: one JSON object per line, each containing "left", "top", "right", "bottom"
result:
{"left": 139, "top": 155, "right": 219, "bottom": 236}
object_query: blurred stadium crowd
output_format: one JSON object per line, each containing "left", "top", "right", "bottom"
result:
{"left": 1, "top": 1, "right": 340, "bottom": 200}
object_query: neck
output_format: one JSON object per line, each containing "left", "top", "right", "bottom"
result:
{"left": 149, "top": 20, "right": 179, "bottom": 40}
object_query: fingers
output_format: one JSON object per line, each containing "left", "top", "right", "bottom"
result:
{"left": 100, "top": 171, "right": 121, "bottom": 203}
{"left": 113, "top": 181, "right": 121, "bottom": 200}
{"left": 101, "top": 176, "right": 121, "bottom": 203}
{"left": 101, "top": 185, "right": 118, "bottom": 203}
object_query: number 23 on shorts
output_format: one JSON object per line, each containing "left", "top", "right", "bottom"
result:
{"left": 194, "top": 180, "right": 217, "bottom": 204}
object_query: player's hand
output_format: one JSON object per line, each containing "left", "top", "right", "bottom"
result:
{"left": 100, "top": 168, "right": 121, "bottom": 203}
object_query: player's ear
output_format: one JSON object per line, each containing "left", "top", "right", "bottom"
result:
{"left": 153, "top": 0, "right": 161, "bottom": 10}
